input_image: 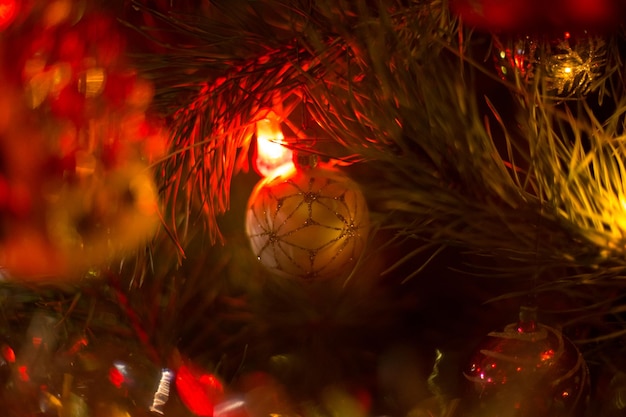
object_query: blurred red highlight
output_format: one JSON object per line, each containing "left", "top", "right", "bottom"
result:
{"left": 176, "top": 364, "right": 224, "bottom": 416}
{"left": 109, "top": 366, "right": 125, "bottom": 389}
{"left": 0, "top": 0, "right": 18, "bottom": 31}
{"left": 18, "top": 365, "right": 29, "bottom": 382}
{"left": 1, "top": 345, "right": 15, "bottom": 363}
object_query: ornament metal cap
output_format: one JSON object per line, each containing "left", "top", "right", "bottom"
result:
{"left": 517, "top": 305, "right": 538, "bottom": 333}
{"left": 293, "top": 152, "right": 318, "bottom": 170}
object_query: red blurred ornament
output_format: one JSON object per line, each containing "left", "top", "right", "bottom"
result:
{"left": 463, "top": 306, "right": 589, "bottom": 417}
{"left": 0, "top": 0, "right": 19, "bottom": 31}
{"left": 108, "top": 365, "right": 125, "bottom": 389}
{"left": 49, "top": 85, "right": 86, "bottom": 125}
{"left": 450, "top": 0, "right": 626, "bottom": 32}
{"left": 450, "top": 0, "right": 533, "bottom": 32}
{"left": 176, "top": 363, "right": 224, "bottom": 416}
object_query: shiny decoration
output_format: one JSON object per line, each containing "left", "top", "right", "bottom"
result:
{"left": 245, "top": 158, "right": 370, "bottom": 280}
{"left": 0, "top": 2, "right": 166, "bottom": 280}
{"left": 493, "top": 31, "right": 607, "bottom": 98}
{"left": 25, "top": 335, "right": 162, "bottom": 417}
{"left": 254, "top": 112, "right": 294, "bottom": 178}
{"left": 463, "top": 307, "right": 589, "bottom": 417}
{"left": 149, "top": 368, "right": 174, "bottom": 414}
{"left": 68, "top": 339, "right": 164, "bottom": 415}
{"left": 176, "top": 362, "right": 224, "bottom": 417}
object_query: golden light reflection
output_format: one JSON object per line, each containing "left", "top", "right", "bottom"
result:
{"left": 78, "top": 68, "right": 106, "bottom": 98}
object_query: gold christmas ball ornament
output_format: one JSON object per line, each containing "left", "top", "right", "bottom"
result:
{"left": 493, "top": 31, "right": 607, "bottom": 98}
{"left": 245, "top": 160, "right": 370, "bottom": 280}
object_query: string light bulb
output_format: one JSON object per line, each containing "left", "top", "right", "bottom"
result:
{"left": 254, "top": 113, "right": 294, "bottom": 178}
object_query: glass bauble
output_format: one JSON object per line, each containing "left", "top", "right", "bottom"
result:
{"left": 245, "top": 163, "right": 369, "bottom": 280}
{"left": 493, "top": 31, "right": 607, "bottom": 98}
{"left": 463, "top": 307, "right": 589, "bottom": 417}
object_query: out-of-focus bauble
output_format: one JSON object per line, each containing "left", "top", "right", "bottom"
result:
{"left": 463, "top": 307, "right": 589, "bottom": 417}
{"left": 245, "top": 163, "right": 369, "bottom": 280}
{"left": 47, "top": 163, "right": 160, "bottom": 270}
{"left": 451, "top": 0, "right": 626, "bottom": 32}
{"left": 493, "top": 31, "right": 607, "bottom": 98}
{"left": 0, "top": 2, "right": 166, "bottom": 281}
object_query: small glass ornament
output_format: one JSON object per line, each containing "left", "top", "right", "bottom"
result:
{"left": 493, "top": 31, "right": 607, "bottom": 98}
{"left": 463, "top": 306, "right": 589, "bottom": 417}
{"left": 245, "top": 155, "right": 370, "bottom": 280}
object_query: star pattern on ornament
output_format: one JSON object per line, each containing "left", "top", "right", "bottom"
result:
{"left": 248, "top": 174, "right": 367, "bottom": 279}
{"left": 495, "top": 33, "right": 607, "bottom": 98}
{"left": 544, "top": 36, "right": 607, "bottom": 96}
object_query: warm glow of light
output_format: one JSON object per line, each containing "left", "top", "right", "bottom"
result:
{"left": 540, "top": 349, "right": 555, "bottom": 361}
{"left": 176, "top": 364, "right": 224, "bottom": 417}
{"left": 254, "top": 117, "right": 294, "bottom": 178}
{"left": 18, "top": 365, "right": 29, "bottom": 381}
{"left": 1, "top": 344, "right": 15, "bottom": 363}
{"left": 0, "top": 0, "right": 18, "bottom": 30}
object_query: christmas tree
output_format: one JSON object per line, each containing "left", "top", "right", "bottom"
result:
{"left": 1, "top": 0, "right": 626, "bottom": 416}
